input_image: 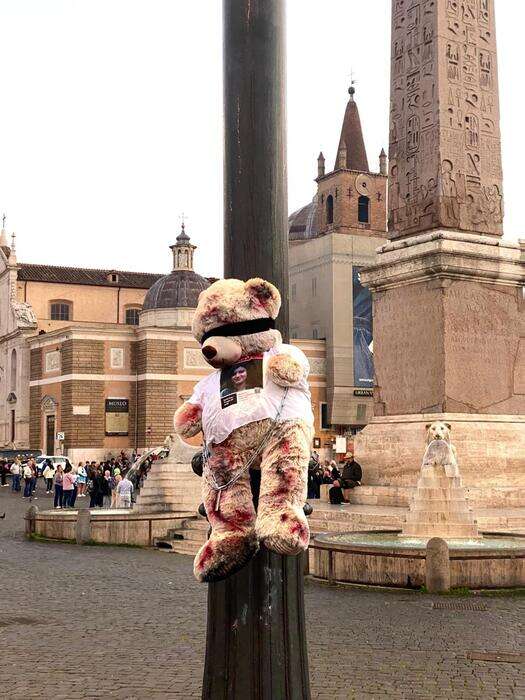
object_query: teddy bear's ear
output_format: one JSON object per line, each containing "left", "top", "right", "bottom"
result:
{"left": 244, "top": 278, "right": 281, "bottom": 318}
{"left": 425, "top": 423, "right": 432, "bottom": 430}
{"left": 445, "top": 423, "right": 452, "bottom": 431}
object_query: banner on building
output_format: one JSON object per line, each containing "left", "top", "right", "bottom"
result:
{"left": 352, "top": 267, "right": 374, "bottom": 388}
{"left": 105, "top": 398, "right": 129, "bottom": 436}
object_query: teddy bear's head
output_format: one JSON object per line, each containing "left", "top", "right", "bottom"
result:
{"left": 192, "top": 278, "right": 282, "bottom": 368}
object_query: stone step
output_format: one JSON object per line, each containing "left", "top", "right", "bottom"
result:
{"left": 414, "top": 487, "right": 468, "bottom": 500}
{"left": 181, "top": 528, "right": 208, "bottom": 542}
{"left": 156, "top": 539, "right": 200, "bottom": 556}
{"left": 411, "top": 499, "right": 473, "bottom": 513}
{"left": 402, "top": 522, "right": 479, "bottom": 538}
{"left": 418, "top": 475, "right": 462, "bottom": 487}
{"left": 147, "top": 464, "right": 195, "bottom": 474}
{"left": 404, "top": 510, "right": 476, "bottom": 525}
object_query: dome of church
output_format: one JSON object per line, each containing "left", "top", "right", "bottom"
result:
{"left": 142, "top": 225, "right": 210, "bottom": 310}
{"left": 142, "top": 269, "right": 210, "bottom": 310}
{"left": 289, "top": 200, "right": 319, "bottom": 241}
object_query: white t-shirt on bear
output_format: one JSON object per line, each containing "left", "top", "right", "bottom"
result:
{"left": 188, "top": 343, "right": 314, "bottom": 446}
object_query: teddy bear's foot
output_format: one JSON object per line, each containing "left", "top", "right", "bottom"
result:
{"left": 193, "top": 531, "right": 259, "bottom": 583}
{"left": 256, "top": 507, "right": 310, "bottom": 556}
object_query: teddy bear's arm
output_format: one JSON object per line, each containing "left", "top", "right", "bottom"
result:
{"left": 266, "top": 353, "right": 305, "bottom": 388}
{"left": 174, "top": 401, "right": 203, "bottom": 438}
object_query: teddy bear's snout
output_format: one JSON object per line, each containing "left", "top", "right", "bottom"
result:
{"left": 201, "top": 336, "right": 243, "bottom": 368}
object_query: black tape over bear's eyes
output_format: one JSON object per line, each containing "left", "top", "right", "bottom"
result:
{"left": 201, "top": 317, "right": 276, "bottom": 345}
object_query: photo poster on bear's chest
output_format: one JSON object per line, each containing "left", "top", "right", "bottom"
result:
{"left": 220, "top": 358, "right": 264, "bottom": 409}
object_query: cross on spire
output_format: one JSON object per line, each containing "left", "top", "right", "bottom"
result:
{"left": 2, "top": 214, "right": 6, "bottom": 229}
{"left": 349, "top": 68, "right": 358, "bottom": 99}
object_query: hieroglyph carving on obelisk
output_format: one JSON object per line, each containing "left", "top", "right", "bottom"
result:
{"left": 389, "top": 0, "right": 504, "bottom": 239}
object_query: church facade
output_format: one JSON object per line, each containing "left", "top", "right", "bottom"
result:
{"left": 0, "top": 226, "right": 333, "bottom": 462}
{"left": 289, "top": 87, "right": 388, "bottom": 435}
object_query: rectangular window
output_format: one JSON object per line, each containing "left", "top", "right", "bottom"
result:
{"left": 10, "top": 409, "right": 15, "bottom": 442}
{"left": 50, "top": 303, "right": 71, "bottom": 321}
{"left": 125, "top": 308, "right": 140, "bottom": 326}
{"left": 291, "top": 283, "right": 296, "bottom": 300}
{"left": 320, "top": 402, "right": 330, "bottom": 430}
{"left": 312, "top": 277, "right": 317, "bottom": 297}
{"left": 312, "top": 328, "right": 318, "bottom": 340}
{"left": 358, "top": 195, "right": 370, "bottom": 224}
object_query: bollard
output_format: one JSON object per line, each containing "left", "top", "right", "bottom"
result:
{"left": 25, "top": 505, "right": 39, "bottom": 538}
{"left": 75, "top": 508, "right": 91, "bottom": 545}
{"left": 426, "top": 537, "right": 451, "bottom": 593}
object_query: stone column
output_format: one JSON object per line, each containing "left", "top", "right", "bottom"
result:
{"left": 76, "top": 508, "right": 91, "bottom": 544}
{"left": 426, "top": 538, "right": 451, "bottom": 593}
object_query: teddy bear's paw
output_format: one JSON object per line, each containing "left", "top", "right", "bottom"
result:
{"left": 256, "top": 510, "right": 310, "bottom": 556}
{"left": 193, "top": 532, "right": 259, "bottom": 583}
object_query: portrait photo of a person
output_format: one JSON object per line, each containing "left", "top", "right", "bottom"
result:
{"left": 220, "top": 359, "right": 263, "bottom": 407}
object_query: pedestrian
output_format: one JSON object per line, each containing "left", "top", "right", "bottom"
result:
{"left": 330, "top": 460, "right": 341, "bottom": 482}
{"left": 329, "top": 479, "right": 349, "bottom": 505}
{"left": 43, "top": 459, "right": 56, "bottom": 493}
{"left": 10, "top": 459, "right": 21, "bottom": 492}
{"left": 62, "top": 465, "right": 75, "bottom": 508}
{"left": 116, "top": 474, "right": 133, "bottom": 508}
{"left": 0, "top": 459, "right": 7, "bottom": 487}
{"left": 76, "top": 462, "right": 87, "bottom": 497}
{"left": 54, "top": 465, "right": 64, "bottom": 508}
{"left": 69, "top": 468, "right": 78, "bottom": 508}
{"left": 22, "top": 462, "right": 33, "bottom": 499}
{"left": 102, "top": 470, "right": 111, "bottom": 508}
{"left": 341, "top": 452, "right": 363, "bottom": 490}
{"left": 110, "top": 473, "right": 121, "bottom": 508}
{"left": 27, "top": 457, "right": 38, "bottom": 496}
{"left": 90, "top": 469, "right": 105, "bottom": 508}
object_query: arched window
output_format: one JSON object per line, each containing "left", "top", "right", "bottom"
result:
{"left": 10, "top": 349, "right": 16, "bottom": 391}
{"left": 326, "top": 195, "right": 334, "bottom": 225}
{"left": 358, "top": 195, "right": 370, "bottom": 224}
{"left": 125, "top": 308, "right": 140, "bottom": 326}
{"left": 50, "top": 301, "right": 72, "bottom": 321}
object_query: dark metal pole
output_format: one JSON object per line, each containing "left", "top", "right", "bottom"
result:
{"left": 223, "top": 0, "right": 289, "bottom": 338}
{"left": 201, "top": 2, "right": 310, "bottom": 698}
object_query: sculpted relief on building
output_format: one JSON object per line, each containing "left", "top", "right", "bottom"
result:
{"left": 389, "top": 0, "right": 504, "bottom": 238}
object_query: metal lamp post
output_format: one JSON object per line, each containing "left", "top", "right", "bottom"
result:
{"left": 201, "top": 2, "right": 311, "bottom": 698}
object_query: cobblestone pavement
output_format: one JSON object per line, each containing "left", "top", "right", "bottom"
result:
{"left": 0, "top": 484, "right": 523, "bottom": 699}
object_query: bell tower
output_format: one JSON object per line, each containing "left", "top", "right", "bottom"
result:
{"left": 315, "top": 85, "right": 387, "bottom": 239}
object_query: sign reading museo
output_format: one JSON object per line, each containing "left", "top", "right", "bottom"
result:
{"left": 105, "top": 398, "right": 129, "bottom": 436}
{"left": 352, "top": 267, "right": 374, "bottom": 388}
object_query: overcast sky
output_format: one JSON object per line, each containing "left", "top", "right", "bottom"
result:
{"left": 0, "top": 0, "right": 522, "bottom": 279}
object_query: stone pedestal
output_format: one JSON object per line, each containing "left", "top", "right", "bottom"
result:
{"left": 133, "top": 435, "right": 201, "bottom": 515}
{"left": 401, "top": 440, "right": 478, "bottom": 539}
{"left": 356, "top": 232, "right": 525, "bottom": 506}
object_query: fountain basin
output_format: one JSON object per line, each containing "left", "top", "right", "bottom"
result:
{"left": 311, "top": 531, "right": 525, "bottom": 590}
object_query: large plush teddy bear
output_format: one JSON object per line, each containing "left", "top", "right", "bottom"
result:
{"left": 173, "top": 277, "right": 313, "bottom": 582}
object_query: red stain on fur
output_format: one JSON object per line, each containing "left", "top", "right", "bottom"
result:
{"left": 291, "top": 522, "right": 308, "bottom": 541}
{"left": 280, "top": 439, "right": 290, "bottom": 454}
{"left": 199, "top": 542, "right": 214, "bottom": 567}
{"left": 184, "top": 404, "right": 201, "bottom": 421}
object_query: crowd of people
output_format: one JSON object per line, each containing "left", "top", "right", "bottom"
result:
{"left": 0, "top": 453, "right": 137, "bottom": 510}
{"left": 307, "top": 451, "right": 363, "bottom": 505}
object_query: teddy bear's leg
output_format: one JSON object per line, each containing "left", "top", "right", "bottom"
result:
{"left": 194, "top": 443, "right": 258, "bottom": 583}
{"left": 255, "top": 420, "right": 310, "bottom": 556}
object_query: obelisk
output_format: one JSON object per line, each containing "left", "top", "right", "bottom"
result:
{"left": 355, "top": 0, "right": 525, "bottom": 507}
{"left": 389, "top": 0, "right": 503, "bottom": 239}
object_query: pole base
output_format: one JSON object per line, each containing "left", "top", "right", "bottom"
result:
{"left": 202, "top": 546, "right": 311, "bottom": 700}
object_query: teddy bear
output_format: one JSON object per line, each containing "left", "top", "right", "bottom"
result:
{"left": 173, "top": 277, "right": 314, "bottom": 583}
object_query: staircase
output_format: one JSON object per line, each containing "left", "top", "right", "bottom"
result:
{"left": 155, "top": 516, "right": 209, "bottom": 555}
